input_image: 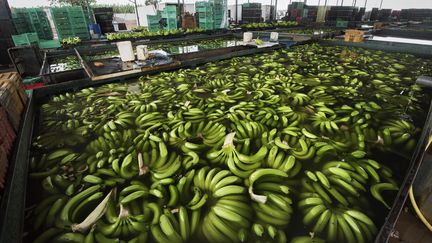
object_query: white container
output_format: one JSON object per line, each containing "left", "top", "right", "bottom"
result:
{"left": 116, "top": 41, "right": 135, "bottom": 62}
{"left": 270, "top": 32, "right": 279, "bottom": 42}
{"left": 243, "top": 32, "right": 253, "bottom": 43}
{"left": 136, "top": 45, "right": 149, "bottom": 61}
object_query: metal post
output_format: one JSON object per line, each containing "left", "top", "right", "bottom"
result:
{"left": 341, "top": 0, "right": 344, "bottom": 6}
{"left": 379, "top": 0, "right": 383, "bottom": 9}
{"left": 85, "top": 0, "right": 93, "bottom": 24}
{"left": 325, "top": 0, "right": 328, "bottom": 6}
{"left": 336, "top": 0, "right": 339, "bottom": 6}
{"left": 275, "top": 0, "right": 278, "bottom": 21}
{"left": 235, "top": 0, "right": 238, "bottom": 23}
{"left": 364, "top": 0, "right": 368, "bottom": 8}
{"left": 318, "top": 0, "right": 321, "bottom": 6}
{"left": 177, "top": 0, "right": 180, "bottom": 28}
{"left": 270, "top": 0, "right": 273, "bottom": 21}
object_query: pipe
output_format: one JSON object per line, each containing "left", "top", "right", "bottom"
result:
{"left": 409, "top": 186, "right": 432, "bottom": 232}
{"left": 235, "top": 0, "right": 238, "bottom": 23}
{"left": 416, "top": 76, "right": 432, "bottom": 88}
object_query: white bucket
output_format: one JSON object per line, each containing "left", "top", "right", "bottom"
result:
{"left": 270, "top": 32, "right": 279, "bottom": 42}
{"left": 136, "top": 45, "right": 149, "bottom": 61}
{"left": 243, "top": 32, "right": 253, "bottom": 43}
{"left": 116, "top": 41, "right": 135, "bottom": 62}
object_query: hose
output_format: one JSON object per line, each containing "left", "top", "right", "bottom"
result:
{"left": 409, "top": 185, "right": 432, "bottom": 232}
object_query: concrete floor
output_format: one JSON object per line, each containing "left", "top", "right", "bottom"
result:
{"left": 389, "top": 206, "right": 432, "bottom": 243}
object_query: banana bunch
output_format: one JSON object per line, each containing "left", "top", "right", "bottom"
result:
{"left": 33, "top": 129, "right": 89, "bottom": 149}
{"left": 310, "top": 111, "right": 340, "bottom": 135}
{"left": 207, "top": 133, "right": 267, "bottom": 178}
{"left": 97, "top": 203, "right": 148, "bottom": 239}
{"left": 191, "top": 167, "right": 252, "bottom": 242}
{"left": 379, "top": 119, "right": 420, "bottom": 152}
{"left": 264, "top": 146, "right": 300, "bottom": 176}
{"left": 230, "top": 120, "right": 266, "bottom": 140}
{"left": 135, "top": 111, "right": 165, "bottom": 130}
{"left": 252, "top": 107, "right": 288, "bottom": 128}
{"left": 151, "top": 206, "right": 198, "bottom": 243}
{"left": 335, "top": 102, "right": 382, "bottom": 128}
{"left": 248, "top": 169, "right": 293, "bottom": 228}
{"left": 247, "top": 223, "right": 287, "bottom": 243}
{"left": 298, "top": 190, "right": 377, "bottom": 243}
{"left": 307, "top": 86, "right": 337, "bottom": 106}
{"left": 34, "top": 229, "right": 86, "bottom": 243}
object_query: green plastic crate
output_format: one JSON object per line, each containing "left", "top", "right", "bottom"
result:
{"left": 11, "top": 8, "right": 53, "bottom": 40}
{"left": 51, "top": 6, "right": 90, "bottom": 41}
{"left": 38, "top": 39, "right": 61, "bottom": 49}
{"left": 12, "top": 33, "right": 39, "bottom": 46}
{"left": 336, "top": 20, "right": 348, "bottom": 28}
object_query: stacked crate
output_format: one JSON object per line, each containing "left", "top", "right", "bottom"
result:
{"left": 0, "top": 72, "right": 27, "bottom": 189}
{"left": 162, "top": 5, "right": 177, "bottom": 30}
{"left": 51, "top": 6, "right": 90, "bottom": 41}
{"left": 326, "top": 6, "right": 357, "bottom": 22}
{"left": 11, "top": 8, "right": 53, "bottom": 40}
{"left": 147, "top": 11, "right": 162, "bottom": 32}
{"left": 0, "top": 72, "right": 27, "bottom": 131}
{"left": 196, "top": 1, "right": 214, "bottom": 30}
{"left": 195, "top": 0, "right": 226, "bottom": 30}
{"left": 0, "top": 0, "right": 15, "bottom": 65}
{"left": 242, "top": 3, "right": 261, "bottom": 23}
{"left": 213, "top": 0, "right": 225, "bottom": 29}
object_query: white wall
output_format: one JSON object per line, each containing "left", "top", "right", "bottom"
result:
{"left": 113, "top": 13, "right": 137, "bottom": 29}
{"left": 184, "top": 4, "right": 195, "bottom": 15}
{"left": 262, "top": 5, "right": 273, "bottom": 22}
{"left": 137, "top": 5, "right": 157, "bottom": 27}
{"left": 228, "top": 4, "right": 242, "bottom": 21}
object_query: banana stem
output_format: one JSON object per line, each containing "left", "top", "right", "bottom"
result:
{"left": 248, "top": 186, "right": 267, "bottom": 203}
{"left": 138, "top": 153, "right": 149, "bottom": 176}
{"left": 223, "top": 132, "right": 236, "bottom": 148}
{"left": 119, "top": 204, "right": 130, "bottom": 218}
{"left": 71, "top": 189, "right": 113, "bottom": 233}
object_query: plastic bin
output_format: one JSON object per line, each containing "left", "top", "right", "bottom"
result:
{"left": 11, "top": 33, "right": 39, "bottom": 46}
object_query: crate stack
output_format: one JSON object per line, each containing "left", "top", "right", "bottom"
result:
{"left": 213, "top": 0, "right": 225, "bottom": 29}
{"left": 196, "top": 0, "right": 226, "bottom": 30}
{"left": 51, "top": 6, "right": 90, "bottom": 41}
{"left": 0, "top": 72, "right": 28, "bottom": 189}
{"left": 378, "top": 9, "right": 392, "bottom": 21}
{"left": 0, "top": 0, "right": 15, "bottom": 65}
{"left": 162, "top": 5, "right": 178, "bottom": 30}
{"left": 242, "top": 3, "right": 262, "bottom": 23}
{"left": 94, "top": 7, "right": 114, "bottom": 34}
{"left": 11, "top": 8, "right": 53, "bottom": 40}
{"left": 196, "top": 1, "right": 214, "bottom": 30}
{"left": 326, "top": 6, "right": 357, "bottom": 22}
{"left": 147, "top": 11, "right": 162, "bottom": 32}
{"left": 400, "top": 9, "right": 432, "bottom": 21}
